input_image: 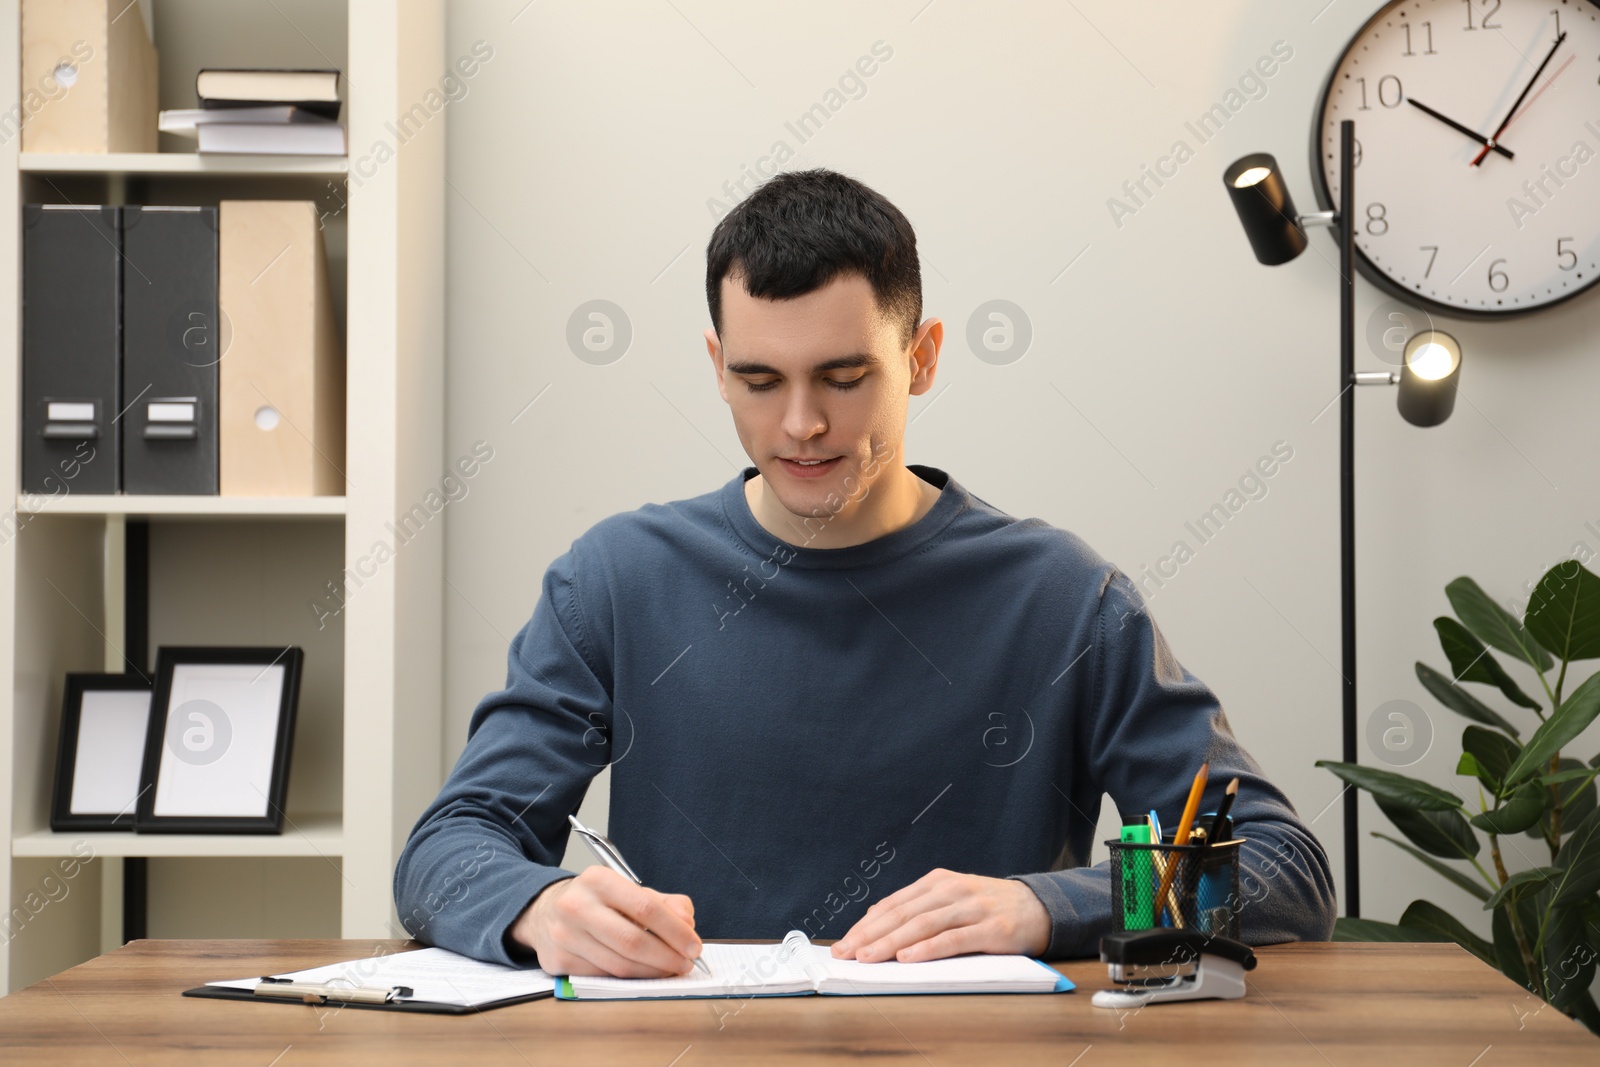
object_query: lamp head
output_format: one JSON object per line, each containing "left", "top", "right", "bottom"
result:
{"left": 1398, "top": 330, "right": 1461, "bottom": 427}
{"left": 1223, "top": 153, "right": 1308, "bottom": 266}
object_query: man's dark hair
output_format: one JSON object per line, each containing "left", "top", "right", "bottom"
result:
{"left": 706, "top": 169, "right": 922, "bottom": 348}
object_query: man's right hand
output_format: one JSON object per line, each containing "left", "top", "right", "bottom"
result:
{"left": 509, "top": 866, "right": 703, "bottom": 978}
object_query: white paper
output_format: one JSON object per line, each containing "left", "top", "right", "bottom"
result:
{"left": 68, "top": 689, "right": 151, "bottom": 816}
{"left": 208, "top": 947, "right": 555, "bottom": 1008}
{"left": 152, "top": 663, "right": 285, "bottom": 818}
{"left": 564, "top": 932, "right": 1065, "bottom": 999}
{"left": 564, "top": 938, "right": 815, "bottom": 1000}
{"left": 810, "top": 944, "right": 1064, "bottom": 994}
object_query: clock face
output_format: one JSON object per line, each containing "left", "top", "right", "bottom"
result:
{"left": 1315, "top": 0, "right": 1600, "bottom": 317}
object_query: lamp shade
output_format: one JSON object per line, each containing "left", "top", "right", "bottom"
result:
{"left": 1398, "top": 330, "right": 1461, "bottom": 427}
{"left": 1223, "top": 153, "right": 1307, "bottom": 266}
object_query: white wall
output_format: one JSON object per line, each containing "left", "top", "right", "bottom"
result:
{"left": 438, "top": 0, "right": 1600, "bottom": 937}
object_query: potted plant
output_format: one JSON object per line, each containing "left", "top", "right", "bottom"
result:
{"left": 1317, "top": 560, "right": 1600, "bottom": 1032}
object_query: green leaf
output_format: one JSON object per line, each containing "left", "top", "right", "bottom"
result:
{"left": 1447, "top": 576, "right": 1554, "bottom": 673}
{"left": 1399, "top": 899, "right": 1497, "bottom": 966}
{"left": 1469, "top": 783, "right": 1547, "bottom": 835}
{"left": 1524, "top": 561, "right": 1600, "bottom": 663}
{"left": 1316, "top": 760, "right": 1464, "bottom": 811}
{"left": 1332, "top": 916, "right": 1444, "bottom": 942}
{"left": 1483, "top": 867, "right": 1560, "bottom": 910}
{"left": 1462, "top": 725, "right": 1521, "bottom": 794}
{"left": 1457, "top": 751, "right": 1488, "bottom": 786}
{"left": 1435, "top": 617, "right": 1541, "bottom": 710}
{"left": 1377, "top": 795, "right": 1479, "bottom": 859}
{"left": 1416, "top": 662, "right": 1522, "bottom": 738}
{"left": 1541, "top": 899, "right": 1600, "bottom": 1015}
{"left": 1539, "top": 767, "right": 1600, "bottom": 786}
{"left": 1372, "top": 832, "right": 1491, "bottom": 902}
{"left": 1504, "top": 672, "right": 1600, "bottom": 787}
{"left": 1551, "top": 809, "right": 1600, "bottom": 908}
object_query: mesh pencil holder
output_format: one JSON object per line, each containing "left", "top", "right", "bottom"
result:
{"left": 1107, "top": 837, "right": 1242, "bottom": 939}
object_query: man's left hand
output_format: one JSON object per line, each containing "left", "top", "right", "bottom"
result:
{"left": 830, "top": 869, "right": 1051, "bottom": 963}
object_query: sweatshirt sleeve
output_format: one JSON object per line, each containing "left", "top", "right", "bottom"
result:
{"left": 393, "top": 544, "right": 612, "bottom": 966}
{"left": 1011, "top": 568, "right": 1337, "bottom": 958}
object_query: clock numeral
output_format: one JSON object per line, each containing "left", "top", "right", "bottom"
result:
{"left": 1353, "top": 138, "right": 1363, "bottom": 167}
{"left": 1365, "top": 203, "right": 1389, "bottom": 236}
{"left": 1558, "top": 237, "right": 1578, "bottom": 272}
{"left": 1488, "top": 258, "right": 1509, "bottom": 293}
{"left": 1463, "top": 0, "right": 1501, "bottom": 30}
{"left": 1552, "top": 9, "right": 1561, "bottom": 38}
{"left": 1402, "top": 21, "right": 1436, "bottom": 56}
{"left": 1357, "top": 75, "right": 1404, "bottom": 110}
{"left": 1421, "top": 245, "right": 1439, "bottom": 278}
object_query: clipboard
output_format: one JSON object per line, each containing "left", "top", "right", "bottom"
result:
{"left": 185, "top": 946, "right": 556, "bottom": 1014}
{"left": 181, "top": 980, "right": 553, "bottom": 1014}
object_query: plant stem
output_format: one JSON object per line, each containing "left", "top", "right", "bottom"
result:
{"left": 1468, "top": 856, "right": 1499, "bottom": 892}
{"left": 1534, "top": 661, "right": 1556, "bottom": 708}
{"left": 1491, "top": 834, "right": 1543, "bottom": 999}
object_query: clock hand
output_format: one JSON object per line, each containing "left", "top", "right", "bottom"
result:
{"left": 1406, "top": 98, "right": 1514, "bottom": 159}
{"left": 1468, "top": 52, "right": 1575, "bottom": 165}
{"left": 1470, "top": 30, "right": 1566, "bottom": 166}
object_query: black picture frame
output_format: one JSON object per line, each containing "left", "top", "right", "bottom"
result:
{"left": 135, "top": 646, "right": 303, "bottom": 834}
{"left": 50, "top": 673, "right": 155, "bottom": 832}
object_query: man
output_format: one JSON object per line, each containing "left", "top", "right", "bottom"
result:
{"left": 394, "top": 169, "right": 1336, "bottom": 977}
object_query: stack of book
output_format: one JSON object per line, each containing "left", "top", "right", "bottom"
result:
{"left": 160, "top": 68, "right": 345, "bottom": 156}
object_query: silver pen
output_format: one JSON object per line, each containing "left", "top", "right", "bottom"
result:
{"left": 567, "top": 814, "right": 711, "bottom": 976}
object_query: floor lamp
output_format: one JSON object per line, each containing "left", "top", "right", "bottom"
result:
{"left": 1220, "top": 119, "right": 1463, "bottom": 917}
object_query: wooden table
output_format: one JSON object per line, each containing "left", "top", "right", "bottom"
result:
{"left": 0, "top": 939, "right": 1592, "bottom": 1064}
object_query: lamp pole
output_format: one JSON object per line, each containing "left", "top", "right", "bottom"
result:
{"left": 1337, "top": 118, "right": 1360, "bottom": 919}
{"left": 1225, "top": 117, "right": 1460, "bottom": 922}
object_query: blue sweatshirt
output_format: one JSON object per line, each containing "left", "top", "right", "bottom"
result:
{"left": 394, "top": 466, "right": 1336, "bottom": 964}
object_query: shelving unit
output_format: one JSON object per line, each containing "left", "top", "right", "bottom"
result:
{"left": 21, "top": 153, "right": 349, "bottom": 176}
{"left": 0, "top": 0, "right": 445, "bottom": 991}
{"left": 12, "top": 814, "right": 342, "bottom": 858}
{"left": 15, "top": 494, "right": 347, "bottom": 517}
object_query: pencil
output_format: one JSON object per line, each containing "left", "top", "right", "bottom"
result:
{"left": 1207, "top": 777, "right": 1240, "bottom": 845}
{"left": 1155, "top": 761, "right": 1209, "bottom": 926}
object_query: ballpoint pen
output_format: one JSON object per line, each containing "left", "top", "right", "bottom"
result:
{"left": 567, "top": 813, "right": 712, "bottom": 976}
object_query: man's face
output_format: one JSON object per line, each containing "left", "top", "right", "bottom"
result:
{"left": 705, "top": 271, "right": 936, "bottom": 526}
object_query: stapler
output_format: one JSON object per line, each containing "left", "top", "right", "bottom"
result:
{"left": 1090, "top": 928, "right": 1257, "bottom": 1008}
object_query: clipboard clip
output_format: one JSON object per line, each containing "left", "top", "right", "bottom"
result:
{"left": 253, "top": 978, "right": 414, "bottom": 1005}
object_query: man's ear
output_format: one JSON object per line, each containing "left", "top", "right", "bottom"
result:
{"left": 907, "top": 317, "right": 942, "bottom": 397}
{"left": 706, "top": 327, "right": 731, "bottom": 404}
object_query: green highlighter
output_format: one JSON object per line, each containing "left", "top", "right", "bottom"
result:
{"left": 1119, "top": 820, "right": 1155, "bottom": 930}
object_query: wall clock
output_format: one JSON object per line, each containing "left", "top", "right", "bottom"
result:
{"left": 1313, "top": 0, "right": 1600, "bottom": 317}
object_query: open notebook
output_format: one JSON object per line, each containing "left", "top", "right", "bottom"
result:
{"left": 557, "top": 930, "right": 1073, "bottom": 1000}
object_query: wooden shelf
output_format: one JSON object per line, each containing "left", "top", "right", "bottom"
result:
{"left": 1, "top": 0, "right": 442, "bottom": 994}
{"left": 21, "top": 152, "right": 348, "bottom": 177}
{"left": 12, "top": 814, "right": 343, "bottom": 858}
{"left": 16, "top": 495, "right": 347, "bottom": 518}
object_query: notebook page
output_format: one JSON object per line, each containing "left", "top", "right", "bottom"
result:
{"left": 564, "top": 940, "right": 813, "bottom": 1000}
{"left": 207, "top": 947, "right": 555, "bottom": 1007}
{"left": 808, "top": 946, "right": 1065, "bottom": 995}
